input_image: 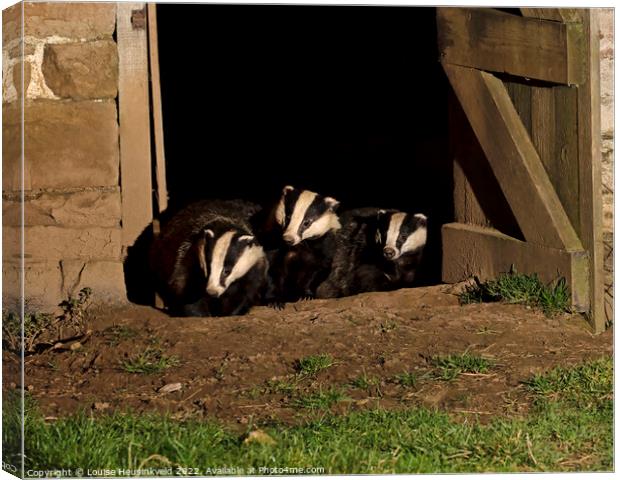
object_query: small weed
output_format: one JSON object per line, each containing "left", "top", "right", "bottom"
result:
{"left": 430, "top": 353, "right": 494, "bottom": 381}
{"left": 380, "top": 320, "right": 397, "bottom": 333}
{"left": 3, "top": 288, "right": 94, "bottom": 355}
{"left": 459, "top": 267, "right": 570, "bottom": 316}
{"left": 291, "top": 387, "right": 349, "bottom": 410}
{"left": 58, "top": 287, "right": 93, "bottom": 332}
{"left": 265, "top": 379, "right": 297, "bottom": 395}
{"left": 244, "top": 386, "right": 263, "bottom": 400}
{"left": 46, "top": 360, "right": 59, "bottom": 371}
{"left": 475, "top": 326, "right": 502, "bottom": 335}
{"left": 244, "top": 378, "right": 298, "bottom": 399}
{"left": 213, "top": 365, "right": 226, "bottom": 381}
{"left": 103, "top": 325, "right": 138, "bottom": 346}
{"left": 294, "top": 354, "right": 335, "bottom": 377}
{"left": 2, "top": 310, "right": 55, "bottom": 354}
{"left": 350, "top": 371, "right": 380, "bottom": 390}
{"left": 121, "top": 348, "right": 180, "bottom": 374}
{"left": 377, "top": 352, "right": 387, "bottom": 366}
{"left": 393, "top": 371, "right": 418, "bottom": 387}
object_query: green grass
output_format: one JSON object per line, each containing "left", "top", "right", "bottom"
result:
{"left": 294, "top": 354, "right": 335, "bottom": 377}
{"left": 350, "top": 371, "right": 380, "bottom": 390}
{"left": 430, "top": 353, "right": 495, "bottom": 381}
{"left": 290, "top": 387, "right": 349, "bottom": 410}
{"left": 524, "top": 357, "right": 612, "bottom": 405}
{"left": 392, "top": 371, "right": 418, "bottom": 387}
{"left": 3, "top": 358, "right": 612, "bottom": 474}
{"left": 103, "top": 325, "right": 138, "bottom": 346}
{"left": 120, "top": 348, "right": 180, "bottom": 374}
{"left": 459, "top": 268, "right": 570, "bottom": 316}
{"left": 264, "top": 379, "right": 297, "bottom": 395}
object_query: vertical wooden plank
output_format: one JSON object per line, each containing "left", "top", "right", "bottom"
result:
{"left": 117, "top": 3, "right": 153, "bottom": 247}
{"left": 577, "top": 10, "right": 605, "bottom": 332}
{"left": 448, "top": 90, "right": 522, "bottom": 239}
{"left": 552, "top": 86, "right": 580, "bottom": 234}
{"left": 449, "top": 91, "right": 490, "bottom": 228}
{"left": 530, "top": 85, "right": 581, "bottom": 237}
{"left": 505, "top": 81, "right": 532, "bottom": 135}
{"left": 530, "top": 86, "right": 556, "bottom": 172}
{"left": 147, "top": 4, "right": 168, "bottom": 217}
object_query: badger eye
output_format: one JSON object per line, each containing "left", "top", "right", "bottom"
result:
{"left": 302, "top": 219, "right": 312, "bottom": 228}
{"left": 400, "top": 233, "right": 408, "bottom": 242}
{"left": 223, "top": 267, "right": 232, "bottom": 277}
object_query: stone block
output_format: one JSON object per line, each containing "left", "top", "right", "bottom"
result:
{"left": 3, "top": 189, "right": 122, "bottom": 227}
{"left": 4, "top": 225, "right": 122, "bottom": 262}
{"left": 42, "top": 40, "right": 118, "bottom": 100}
{"left": 2, "top": 4, "right": 21, "bottom": 44}
{"left": 9, "top": 41, "right": 36, "bottom": 59}
{"left": 3, "top": 100, "right": 119, "bottom": 190}
{"left": 2, "top": 221, "right": 21, "bottom": 264}
{"left": 13, "top": 61, "right": 33, "bottom": 99}
{"left": 3, "top": 260, "right": 63, "bottom": 312}
{"left": 2, "top": 102, "right": 24, "bottom": 191}
{"left": 599, "top": 9, "right": 614, "bottom": 138}
{"left": 60, "top": 259, "right": 126, "bottom": 303}
{"left": 23, "top": 3, "right": 116, "bottom": 40}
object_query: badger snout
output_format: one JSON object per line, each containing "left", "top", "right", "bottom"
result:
{"left": 383, "top": 247, "right": 397, "bottom": 259}
{"left": 283, "top": 234, "right": 299, "bottom": 246}
{"left": 206, "top": 285, "right": 224, "bottom": 298}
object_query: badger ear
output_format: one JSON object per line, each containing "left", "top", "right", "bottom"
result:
{"left": 282, "top": 185, "right": 295, "bottom": 195}
{"left": 238, "top": 234, "right": 255, "bottom": 243}
{"left": 414, "top": 213, "right": 428, "bottom": 228}
{"left": 204, "top": 228, "right": 215, "bottom": 238}
{"left": 324, "top": 197, "right": 340, "bottom": 211}
{"left": 377, "top": 209, "right": 387, "bottom": 220}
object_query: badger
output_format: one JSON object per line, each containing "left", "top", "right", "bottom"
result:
{"left": 149, "top": 199, "right": 271, "bottom": 317}
{"left": 316, "top": 208, "right": 428, "bottom": 298}
{"left": 254, "top": 186, "right": 341, "bottom": 303}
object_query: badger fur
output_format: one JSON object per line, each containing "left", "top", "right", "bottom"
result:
{"left": 316, "top": 207, "right": 428, "bottom": 298}
{"left": 150, "top": 199, "right": 270, "bottom": 316}
{"left": 255, "top": 186, "right": 341, "bottom": 303}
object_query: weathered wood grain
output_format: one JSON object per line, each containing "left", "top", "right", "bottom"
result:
{"left": 443, "top": 63, "right": 583, "bottom": 252}
{"left": 437, "top": 8, "right": 584, "bottom": 85}
{"left": 117, "top": 3, "right": 153, "bottom": 247}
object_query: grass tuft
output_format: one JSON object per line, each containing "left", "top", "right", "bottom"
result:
{"left": 458, "top": 267, "right": 570, "bottom": 316}
{"left": 430, "top": 353, "right": 494, "bottom": 381}
{"left": 294, "top": 354, "right": 335, "bottom": 377}
{"left": 120, "top": 347, "right": 180, "bottom": 374}
{"left": 350, "top": 371, "right": 379, "bottom": 390}
{"left": 524, "top": 357, "right": 612, "bottom": 407}
{"left": 392, "top": 371, "right": 418, "bottom": 387}
{"left": 291, "top": 387, "right": 349, "bottom": 410}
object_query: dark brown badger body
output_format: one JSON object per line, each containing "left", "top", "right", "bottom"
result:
{"left": 254, "top": 186, "right": 341, "bottom": 303}
{"left": 317, "top": 208, "right": 428, "bottom": 298}
{"left": 150, "top": 199, "right": 270, "bottom": 316}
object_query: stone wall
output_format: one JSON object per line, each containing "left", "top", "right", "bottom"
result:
{"left": 2, "top": 2, "right": 125, "bottom": 311}
{"left": 599, "top": 8, "right": 614, "bottom": 326}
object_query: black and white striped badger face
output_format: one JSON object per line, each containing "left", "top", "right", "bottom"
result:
{"left": 274, "top": 185, "right": 341, "bottom": 246}
{"left": 375, "top": 211, "right": 427, "bottom": 261}
{"left": 198, "top": 229, "right": 266, "bottom": 298}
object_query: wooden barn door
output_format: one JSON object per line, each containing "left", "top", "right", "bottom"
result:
{"left": 437, "top": 8, "right": 605, "bottom": 332}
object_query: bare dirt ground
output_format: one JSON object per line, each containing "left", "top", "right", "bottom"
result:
{"left": 5, "top": 284, "right": 612, "bottom": 427}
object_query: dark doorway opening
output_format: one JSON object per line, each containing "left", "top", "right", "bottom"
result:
{"left": 156, "top": 5, "right": 452, "bottom": 284}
